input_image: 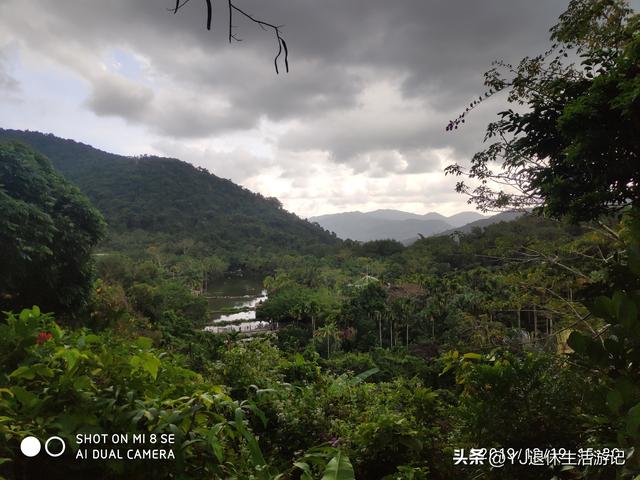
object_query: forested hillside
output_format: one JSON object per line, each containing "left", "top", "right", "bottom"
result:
{"left": 1, "top": 1, "right": 639, "bottom": 479}
{"left": 0, "top": 129, "right": 339, "bottom": 260}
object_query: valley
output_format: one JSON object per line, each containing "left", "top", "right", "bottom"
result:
{"left": 1, "top": 2, "right": 639, "bottom": 478}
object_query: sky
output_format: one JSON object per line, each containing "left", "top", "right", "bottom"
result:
{"left": 0, "top": 0, "right": 596, "bottom": 218}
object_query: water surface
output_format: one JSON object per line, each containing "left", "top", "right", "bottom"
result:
{"left": 203, "top": 276, "right": 269, "bottom": 333}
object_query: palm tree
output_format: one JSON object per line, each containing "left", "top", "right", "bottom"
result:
{"left": 314, "top": 321, "right": 340, "bottom": 358}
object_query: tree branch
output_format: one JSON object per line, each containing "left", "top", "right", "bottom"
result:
{"left": 170, "top": 0, "right": 289, "bottom": 73}
{"left": 206, "top": 0, "right": 212, "bottom": 30}
{"left": 229, "top": 3, "right": 289, "bottom": 74}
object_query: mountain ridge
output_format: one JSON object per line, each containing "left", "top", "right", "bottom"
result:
{"left": 400, "top": 210, "right": 526, "bottom": 245}
{"left": 0, "top": 128, "right": 339, "bottom": 259}
{"left": 309, "top": 209, "right": 487, "bottom": 242}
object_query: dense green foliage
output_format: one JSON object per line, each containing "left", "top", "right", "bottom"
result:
{"left": 0, "top": 142, "right": 104, "bottom": 317}
{"left": 446, "top": 0, "right": 640, "bottom": 220}
{"left": 0, "top": 129, "right": 339, "bottom": 266}
{"left": 565, "top": 212, "right": 640, "bottom": 471}
{"left": 3, "top": 209, "right": 634, "bottom": 479}
{"left": 0, "top": 307, "right": 364, "bottom": 479}
{"left": 2, "top": 1, "right": 639, "bottom": 479}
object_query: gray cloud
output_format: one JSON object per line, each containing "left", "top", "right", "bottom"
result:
{"left": 0, "top": 47, "right": 20, "bottom": 97}
{"left": 1, "top": 1, "right": 565, "bottom": 138}
{"left": 0, "top": 68, "right": 19, "bottom": 92}
{"left": 86, "top": 74, "right": 154, "bottom": 120}
{"left": 2, "top": 0, "right": 620, "bottom": 215}
{"left": 152, "top": 139, "right": 276, "bottom": 182}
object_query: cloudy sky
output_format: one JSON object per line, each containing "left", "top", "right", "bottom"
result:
{"left": 0, "top": 0, "right": 599, "bottom": 217}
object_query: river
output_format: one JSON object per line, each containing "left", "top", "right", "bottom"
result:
{"left": 202, "top": 275, "right": 269, "bottom": 334}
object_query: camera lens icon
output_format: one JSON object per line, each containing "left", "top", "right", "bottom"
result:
{"left": 45, "top": 436, "right": 66, "bottom": 457}
{"left": 20, "top": 436, "right": 66, "bottom": 457}
{"left": 20, "top": 436, "right": 41, "bottom": 457}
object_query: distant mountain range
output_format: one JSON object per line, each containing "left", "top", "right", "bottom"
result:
{"left": 309, "top": 209, "right": 523, "bottom": 243}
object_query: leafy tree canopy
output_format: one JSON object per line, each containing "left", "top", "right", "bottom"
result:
{"left": 0, "top": 129, "right": 339, "bottom": 263}
{"left": 447, "top": 0, "right": 639, "bottom": 222}
{"left": 0, "top": 142, "right": 104, "bottom": 317}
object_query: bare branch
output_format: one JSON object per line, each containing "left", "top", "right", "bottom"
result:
{"left": 521, "top": 246, "right": 591, "bottom": 280}
{"left": 229, "top": 3, "right": 289, "bottom": 74}
{"left": 206, "top": 0, "right": 212, "bottom": 30}
{"left": 170, "top": 0, "right": 289, "bottom": 73}
{"left": 170, "top": 0, "right": 192, "bottom": 14}
{"left": 541, "top": 287, "right": 597, "bottom": 336}
{"left": 596, "top": 220, "right": 620, "bottom": 241}
{"left": 227, "top": 0, "right": 232, "bottom": 42}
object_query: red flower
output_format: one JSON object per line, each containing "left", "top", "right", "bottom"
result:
{"left": 340, "top": 327, "right": 355, "bottom": 340}
{"left": 36, "top": 331, "right": 53, "bottom": 345}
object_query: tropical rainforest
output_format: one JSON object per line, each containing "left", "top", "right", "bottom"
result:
{"left": 1, "top": 1, "right": 640, "bottom": 479}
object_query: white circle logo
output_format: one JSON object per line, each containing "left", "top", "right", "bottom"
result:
{"left": 45, "top": 436, "right": 66, "bottom": 457}
{"left": 20, "top": 436, "right": 41, "bottom": 457}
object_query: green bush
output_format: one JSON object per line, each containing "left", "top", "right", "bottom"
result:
{"left": 0, "top": 142, "right": 104, "bottom": 319}
{"left": 0, "top": 308, "right": 281, "bottom": 479}
{"left": 449, "top": 350, "right": 587, "bottom": 479}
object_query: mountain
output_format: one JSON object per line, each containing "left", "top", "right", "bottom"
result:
{"left": 309, "top": 209, "right": 485, "bottom": 242}
{"left": 361, "top": 209, "right": 444, "bottom": 222}
{"left": 436, "top": 211, "right": 525, "bottom": 236}
{"left": 446, "top": 211, "right": 487, "bottom": 228}
{"left": 399, "top": 211, "right": 525, "bottom": 245}
{"left": 0, "top": 129, "right": 339, "bottom": 258}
